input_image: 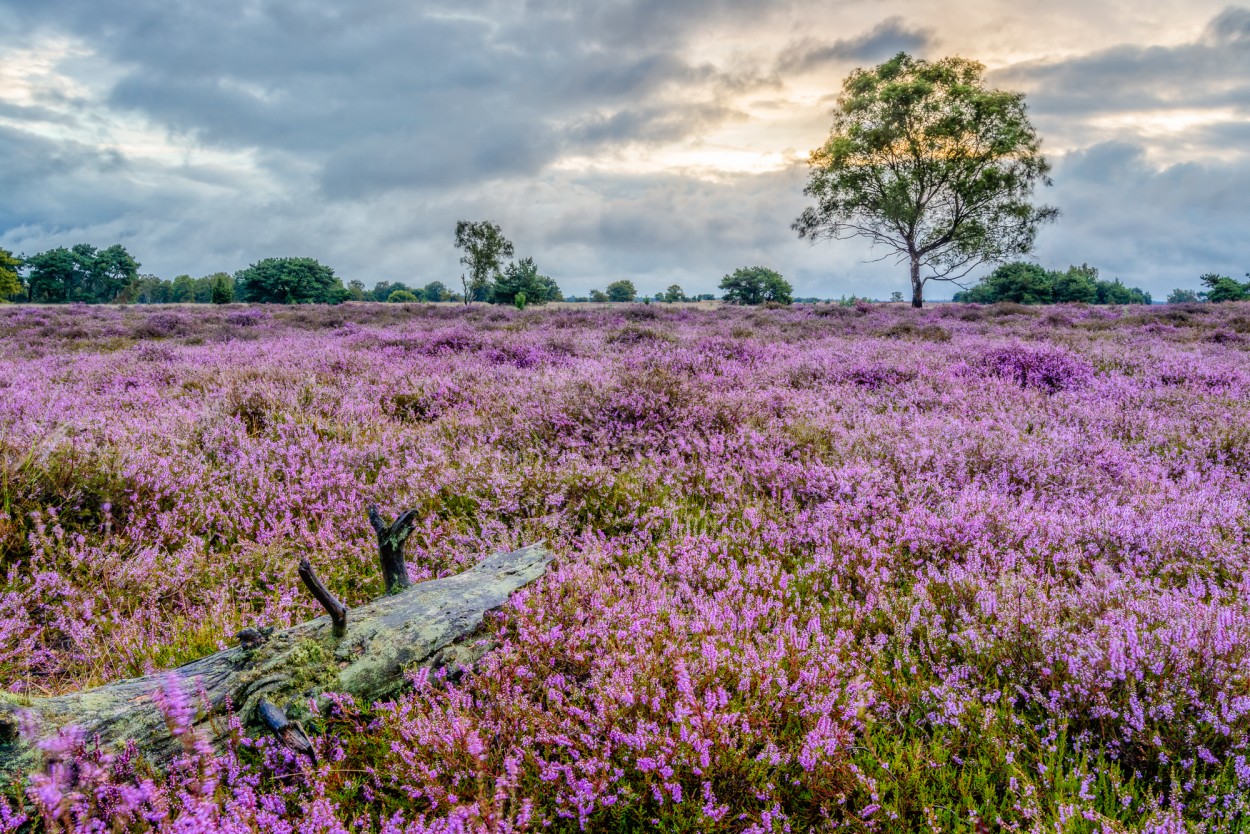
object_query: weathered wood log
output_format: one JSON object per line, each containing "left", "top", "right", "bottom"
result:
{"left": 0, "top": 543, "right": 550, "bottom": 782}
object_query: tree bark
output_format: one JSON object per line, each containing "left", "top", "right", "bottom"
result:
{"left": 910, "top": 255, "right": 924, "bottom": 308}
{"left": 0, "top": 543, "right": 550, "bottom": 783}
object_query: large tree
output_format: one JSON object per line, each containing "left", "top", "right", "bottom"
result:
{"left": 234, "top": 257, "right": 348, "bottom": 304}
{"left": 454, "top": 221, "right": 514, "bottom": 305}
{"left": 794, "top": 53, "right": 1058, "bottom": 307}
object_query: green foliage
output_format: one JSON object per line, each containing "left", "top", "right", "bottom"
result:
{"left": 1095, "top": 277, "right": 1151, "bottom": 305}
{"left": 794, "top": 52, "right": 1058, "bottom": 307}
{"left": 1199, "top": 273, "right": 1250, "bottom": 303}
{"left": 234, "top": 257, "right": 348, "bottom": 304}
{"left": 0, "top": 247, "right": 21, "bottom": 300}
{"left": 454, "top": 220, "right": 514, "bottom": 304}
{"left": 387, "top": 289, "right": 419, "bottom": 303}
{"left": 719, "top": 266, "right": 793, "bottom": 305}
{"left": 1051, "top": 263, "right": 1099, "bottom": 303}
{"left": 209, "top": 273, "right": 234, "bottom": 304}
{"left": 492, "top": 257, "right": 560, "bottom": 306}
{"left": 955, "top": 261, "right": 1150, "bottom": 305}
{"left": 589, "top": 289, "right": 609, "bottom": 303}
{"left": 659, "top": 284, "right": 687, "bottom": 302}
{"left": 420, "top": 281, "right": 452, "bottom": 302}
{"left": 1167, "top": 288, "right": 1201, "bottom": 304}
{"left": 23, "top": 243, "right": 140, "bottom": 303}
{"left": 605, "top": 280, "right": 637, "bottom": 303}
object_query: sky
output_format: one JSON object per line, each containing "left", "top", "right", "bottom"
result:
{"left": 0, "top": 0, "right": 1247, "bottom": 301}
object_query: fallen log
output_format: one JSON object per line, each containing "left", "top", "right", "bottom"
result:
{"left": 0, "top": 514, "right": 550, "bottom": 783}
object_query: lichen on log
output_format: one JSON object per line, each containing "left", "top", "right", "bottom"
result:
{"left": 0, "top": 543, "right": 550, "bottom": 782}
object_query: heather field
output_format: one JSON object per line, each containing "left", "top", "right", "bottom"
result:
{"left": 3, "top": 300, "right": 1250, "bottom": 832}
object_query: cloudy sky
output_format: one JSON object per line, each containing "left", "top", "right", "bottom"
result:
{"left": 1, "top": 0, "right": 1247, "bottom": 300}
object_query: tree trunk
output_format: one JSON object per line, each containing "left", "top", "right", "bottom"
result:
{"left": 0, "top": 542, "right": 550, "bottom": 783}
{"left": 910, "top": 255, "right": 924, "bottom": 308}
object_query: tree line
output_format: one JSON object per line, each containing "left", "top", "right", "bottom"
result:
{"left": 952, "top": 262, "right": 1152, "bottom": 305}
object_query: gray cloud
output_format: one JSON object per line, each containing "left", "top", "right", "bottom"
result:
{"left": 0, "top": 1, "right": 1247, "bottom": 301}
{"left": 778, "top": 17, "right": 934, "bottom": 74}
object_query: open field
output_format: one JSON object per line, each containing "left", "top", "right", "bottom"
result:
{"left": 2, "top": 301, "right": 1250, "bottom": 831}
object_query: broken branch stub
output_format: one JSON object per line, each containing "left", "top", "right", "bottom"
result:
{"left": 0, "top": 543, "right": 551, "bottom": 783}
{"left": 368, "top": 505, "right": 420, "bottom": 594}
{"left": 297, "top": 558, "right": 347, "bottom": 638}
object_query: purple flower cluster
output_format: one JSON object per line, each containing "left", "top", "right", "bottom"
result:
{"left": 2, "top": 300, "right": 1250, "bottom": 831}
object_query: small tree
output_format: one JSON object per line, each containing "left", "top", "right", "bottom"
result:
{"left": 210, "top": 273, "right": 234, "bottom": 304}
{"left": 234, "top": 257, "right": 348, "bottom": 304}
{"left": 1167, "top": 288, "right": 1201, "bottom": 304}
{"left": 0, "top": 247, "right": 21, "bottom": 300}
{"left": 589, "top": 289, "right": 608, "bottom": 303}
{"left": 719, "top": 266, "right": 793, "bottom": 305}
{"left": 387, "top": 289, "right": 420, "bottom": 303}
{"left": 454, "top": 221, "right": 514, "bottom": 305}
{"left": 660, "top": 284, "right": 687, "bottom": 302}
{"left": 605, "top": 280, "right": 636, "bottom": 302}
{"left": 794, "top": 53, "right": 1058, "bottom": 308}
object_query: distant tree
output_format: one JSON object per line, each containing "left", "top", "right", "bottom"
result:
{"left": 454, "top": 221, "right": 514, "bottom": 305}
{"left": 347, "top": 279, "right": 368, "bottom": 301}
{"left": 955, "top": 262, "right": 1150, "bottom": 305}
{"left": 23, "top": 243, "right": 140, "bottom": 303}
{"left": 1051, "top": 264, "right": 1099, "bottom": 303}
{"left": 82, "top": 244, "right": 140, "bottom": 302}
{"left": 1167, "top": 288, "right": 1201, "bottom": 304}
{"left": 420, "top": 281, "right": 451, "bottom": 302}
{"left": 720, "top": 266, "right": 793, "bottom": 305}
{"left": 210, "top": 273, "right": 234, "bottom": 304}
{"left": 890, "top": 291, "right": 904, "bottom": 303}
{"left": 660, "top": 284, "right": 687, "bottom": 302}
{"left": 1199, "top": 273, "right": 1249, "bottom": 303}
{"left": 491, "top": 257, "right": 560, "bottom": 307}
{"left": 0, "top": 247, "right": 21, "bottom": 300}
{"left": 1095, "top": 277, "right": 1151, "bottom": 305}
{"left": 169, "top": 275, "right": 197, "bottom": 303}
{"left": 387, "top": 289, "right": 419, "bottom": 303}
{"left": 23, "top": 247, "right": 78, "bottom": 303}
{"left": 605, "top": 280, "right": 636, "bottom": 303}
{"left": 589, "top": 289, "right": 609, "bottom": 303}
{"left": 234, "top": 257, "right": 348, "bottom": 304}
{"left": 794, "top": 53, "right": 1057, "bottom": 308}
{"left": 126, "top": 274, "right": 173, "bottom": 304}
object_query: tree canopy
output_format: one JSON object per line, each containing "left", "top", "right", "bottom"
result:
{"left": 454, "top": 221, "right": 514, "bottom": 304}
{"left": 719, "top": 266, "right": 793, "bottom": 305}
{"left": 954, "top": 262, "right": 1151, "bottom": 305}
{"left": 1198, "top": 273, "right": 1250, "bottom": 303}
{"left": 234, "top": 257, "right": 348, "bottom": 304}
{"left": 605, "top": 280, "right": 636, "bottom": 302}
{"left": 22, "top": 244, "right": 140, "bottom": 303}
{"left": 0, "top": 248, "right": 20, "bottom": 300}
{"left": 491, "top": 257, "right": 560, "bottom": 307}
{"left": 794, "top": 53, "right": 1058, "bottom": 308}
